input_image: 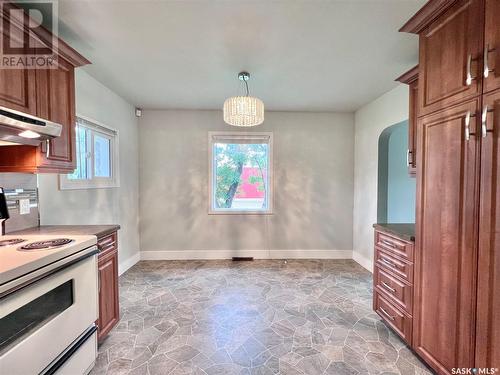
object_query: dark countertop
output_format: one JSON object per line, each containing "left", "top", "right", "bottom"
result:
{"left": 12, "top": 225, "right": 120, "bottom": 239}
{"left": 373, "top": 223, "right": 415, "bottom": 242}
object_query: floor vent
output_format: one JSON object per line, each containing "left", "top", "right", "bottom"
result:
{"left": 232, "top": 257, "right": 254, "bottom": 261}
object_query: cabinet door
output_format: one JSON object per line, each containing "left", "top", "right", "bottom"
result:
{"left": 483, "top": 0, "right": 500, "bottom": 93}
{"left": 97, "top": 250, "right": 119, "bottom": 342}
{"left": 414, "top": 99, "right": 480, "bottom": 374}
{"left": 418, "top": 0, "right": 483, "bottom": 116}
{"left": 475, "top": 90, "right": 500, "bottom": 368}
{"left": 0, "top": 69, "right": 36, "bottom": 114}
{"left": 36, "top": 59, "right": 76, "bottom": 171}
{"left": 408, "top": 79, "right": 418, "bottom": 176}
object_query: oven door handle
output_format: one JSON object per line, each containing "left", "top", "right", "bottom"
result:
{"left": 40, "top": 324, "right": 97, "bottom": 375}
{"left": 0, "top": 246, "right": 98, "bottom": 299}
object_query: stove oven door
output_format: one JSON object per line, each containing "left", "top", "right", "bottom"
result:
{"left": 0, "top": 250, "right": 98, "bottom": 375}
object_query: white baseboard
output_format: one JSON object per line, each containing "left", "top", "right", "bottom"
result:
{"left": 140, "top": 249, "right": 353, "bottom": 261}
{"left": 119, "top": 252, "right": 141, "bottom": 275}
{"left": 352, "top": 251, "right": 373, "bottom": 272}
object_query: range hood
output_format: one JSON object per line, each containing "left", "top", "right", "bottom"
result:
{"left": 0, "top": 106, "right": 62, "bottom": 146}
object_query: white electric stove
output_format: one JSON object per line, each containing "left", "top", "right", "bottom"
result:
{"left": 0, "top": 234, "right": 99, "bottom": 375}
{"left": 0, "top": 234, "right": 97, "bottom": 287}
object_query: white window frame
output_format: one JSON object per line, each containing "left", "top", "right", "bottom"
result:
{"left": 208, "top": 131, "right": 273, "bottom": 215}
{"left": 59, "top": 115, "right": 119, "bottom": 190}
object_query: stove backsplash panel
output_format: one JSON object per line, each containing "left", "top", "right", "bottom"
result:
{"left": 0, "top": 173, "right": 39, "bottom": 233}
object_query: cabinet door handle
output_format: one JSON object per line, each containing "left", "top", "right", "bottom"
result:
{"left": 406, "top": 150, "right": 410, "bottom": 167}
{"left": 466, "top": 54, "right": 476, "bottom": 86}
{"left": 46, "top": 140, "right": 50, "bottom": 158}
{"left": 484, "top": 44, "right": 495, "bottom": 78}
{"left": 381, "top": 281, "right": 396, "bottom": 293}
{"left": 465, "top": 111, "right": 477, "bottom": 141}
{"left": 482, "top": 105, "right": 494, "bottom": 138}
{"left": 380, "top": 307, "right": 395, "bottom": 321}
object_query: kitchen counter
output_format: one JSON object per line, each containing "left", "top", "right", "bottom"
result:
{"left": 12, "top": 225, "right": 120, "bottom": 239}
{"left": 373, "top": 223, "right": 415, "bottom": 242}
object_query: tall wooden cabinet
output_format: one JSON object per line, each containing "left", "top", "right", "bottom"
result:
{"left": 476, "top": 89, "right": 500, "bottom": 367}
{"left": 414, "top": 99, "right": 481, "bottom": 372}
{"left": 398, "top": 0, "right": 500, "bottom": 373}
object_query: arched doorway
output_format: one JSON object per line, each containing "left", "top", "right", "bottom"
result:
{"left": 377, "top": 120, "right": 416, "bottom": 223}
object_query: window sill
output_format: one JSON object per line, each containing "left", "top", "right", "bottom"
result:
{"left": 58, "top": 177, "right": 120, "bottom": 190}
{"left": 208, "top": 210, "right": 273, "bottom": 215}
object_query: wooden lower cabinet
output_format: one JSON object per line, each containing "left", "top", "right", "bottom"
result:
{"left": 475, "top": 89, "right": 500, "bottom": 368}
{"left": 373, "top": 228, "right": 414, "bottom": 346}
{"left": 96, "top": 232, "right": 119, "bottom": 342}
{"left": 414, "top": 100, "right": 481, "bottom": 374}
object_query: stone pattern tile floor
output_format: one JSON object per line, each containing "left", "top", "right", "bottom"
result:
{"left": 90, "top": 260, "right": 433, "bottom": 375}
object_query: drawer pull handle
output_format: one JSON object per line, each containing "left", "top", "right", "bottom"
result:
{"left": 381, "top": 240, "right": 396, "bottom": 248}
{"left": 380, "top": 307, "right": 395, "bottom": 321}
{"left": 381, "top": 281, "right": 396, "bottom": 293}
{"left": 380, "top": 257, "right": 400, "bottom": 269}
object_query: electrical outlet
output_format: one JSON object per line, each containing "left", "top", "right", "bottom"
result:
{"left": 19, "top": 199, "right": 30, "bottom": 215}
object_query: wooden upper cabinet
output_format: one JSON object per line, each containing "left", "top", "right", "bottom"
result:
{"left": 475, "top": 89, "right": 500, "bottom": 368}
{"left": 396, "top": 66, "right": 418, "bottom": 176}
{"left": 0, "top": 69, "right": 36, "bottom": 115}
{"left": 413, "top": 99, "right": 480, "bottom": 374}
{"left": 36, "top": 59, "right": 76, "bottom": 171}
{"left": 402, "top": 0, "right": 484, "bottom": 117}
{"left": 0, "top": 3, "right": 89, "bottom": 173}
{"left": 483, "top": 0, "right": 500, "bottom": 93}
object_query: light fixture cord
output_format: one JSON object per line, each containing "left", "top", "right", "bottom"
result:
{"left": 244, "top": 80, "right": 249, "bottom": 96}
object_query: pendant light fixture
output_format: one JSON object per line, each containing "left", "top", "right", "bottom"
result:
{"left": 223, "top": 72, "right": 264, "bottom": 127}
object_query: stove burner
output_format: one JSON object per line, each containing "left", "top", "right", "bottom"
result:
{"left": 20, "top": 238, "right": 74, "bottom": 250}
{"left": 0, "top": 238, "right": 26, "bottom": 247}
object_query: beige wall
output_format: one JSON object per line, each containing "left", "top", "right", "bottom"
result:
{"left": 139, "top": 110, "right": 354, "bottom": 259}
{"left": 352, "top": 85, "right": 409, "bottom": 271}
{"left": 38, "top": 70, "right": 140, "bottom": 274}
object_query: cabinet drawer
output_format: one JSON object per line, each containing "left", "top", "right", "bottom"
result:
{"left": 374, "top": 291, "right": 412, "bottom": 344}
{"left": 374, "top": 265, "right": 413, "bottom": 313}
{"left": 375, "top": 230, "right": 414, "bottom": 261}
{"left": 97, "top": 232, "right": 117, "bottom": 258}
{"left": 375, "top": 248, "right": 413, "bottom": 284}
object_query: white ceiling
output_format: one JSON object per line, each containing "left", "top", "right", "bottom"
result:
{"left": 57, "top": 0, "right": 424, "bottom": 112}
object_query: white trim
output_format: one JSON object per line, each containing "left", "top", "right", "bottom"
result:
{"left": 141, "top": 249, "right": 352, "bottom": 261}
{"left": 75, "top": 114, "right": 119, "bottom": 135}
{"left": 352, "top": 251, "right": 373, "bottom": 273}
{"left": 208, "top": 131, "right": 274, "bottom": 215}
{"left": 118, "top": 252, "right": 140, "bottom": 275}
